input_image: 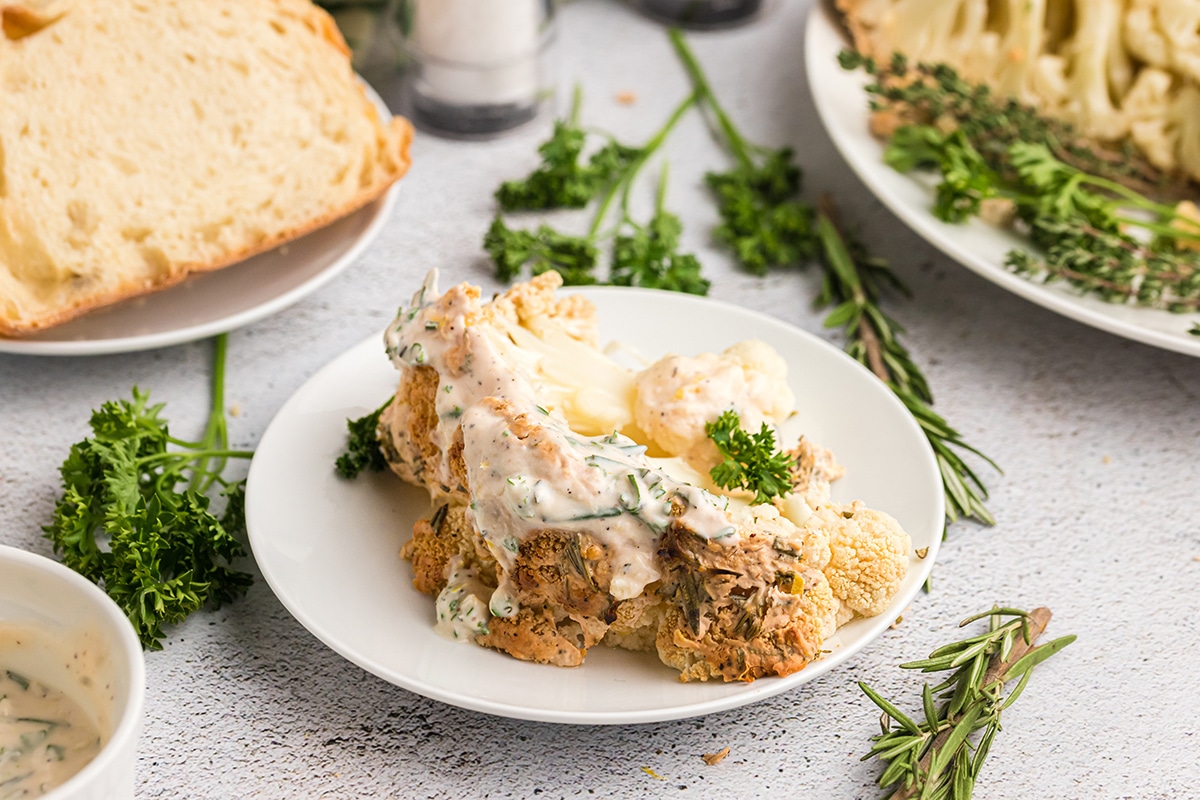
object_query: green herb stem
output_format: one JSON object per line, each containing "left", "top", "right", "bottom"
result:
{"left": 190, "top": 333, "right": 231, "bottom": 493}
{"left": 667, "top": 28, "right": 752, "bottom": 168}
{"left": 588, "top": 90, "right": 698, "bottom": 240}
{"left": 137, "top": 449, "right": 255, "bottom": 467}
{"left": 815, "top": 199, "right": 998, "bottom": 527}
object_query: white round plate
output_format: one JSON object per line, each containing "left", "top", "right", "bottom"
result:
{"left": 805, "top": 3, "right": 1200, "bottom": 358}
{"left": 245, "top": 287, "right": 944, "bottom": 724}
{"left": 0, "top": 86, "right": 399, "bottom": 357}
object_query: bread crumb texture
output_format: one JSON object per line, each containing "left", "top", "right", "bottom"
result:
{"left": 0, "top": 0, "right": 413, "bottom": 334}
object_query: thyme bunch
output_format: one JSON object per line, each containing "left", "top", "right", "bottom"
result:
{"left": 839, "top": 51, "right": 1177, "bottom": 197}
{"left": 842, "top": 51, "right": 1200, "bottom": 315}
{"left": 861, "top": 607, "right": 1075, "bottom": 799}
{"left": 669, "top": 31, "right": 997, "bottom": 526}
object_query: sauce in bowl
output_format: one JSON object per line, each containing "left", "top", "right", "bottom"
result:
{"left": 0, "top": 667, "right": 103, "bottom": 798}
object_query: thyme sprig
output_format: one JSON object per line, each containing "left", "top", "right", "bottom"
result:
{"left": 669, "top": 31, "right": 997, "bottom": 526}
{"left": 839, "top": 50, "right": 1178, "bottom": 197}
{"left": 861, "top": 607, "right": 1075, "bottom": 799}
{"left": 842, "top": 51, "right": 1200, "bottom": 315}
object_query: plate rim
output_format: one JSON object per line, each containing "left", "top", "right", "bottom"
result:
{"left": 804, "top": 4, "right": 1200, "bottom": 359}
{"left": 0, "top": 83, "right": 400, "bottom": 358}
{"left": 245, "top": 286, "right": 945, "bottom": 725}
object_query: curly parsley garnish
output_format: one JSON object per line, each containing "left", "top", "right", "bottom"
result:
{"left": 705, "top": 410, "right": 794, "bottom": 505}
{"left": 494, "top": 88, "right": 641, "bottom": 212}
{"left": 44, "top": 335, "right": 253, "bottom": 650}
{"left": 335, "top": 397, "right": 393, "bottom": 479}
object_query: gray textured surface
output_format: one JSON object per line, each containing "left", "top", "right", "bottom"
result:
{"left": 2, "top": 1, "right": 1199, "bottom": 797}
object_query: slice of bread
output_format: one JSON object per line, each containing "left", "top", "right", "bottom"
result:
{"left": 0, "top": 0, "right": 413, "bottom": 335}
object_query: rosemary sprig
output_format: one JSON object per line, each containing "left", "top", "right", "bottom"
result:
{"left": 669, "top": 30, "right": 998, "bottom": 527}
{"left": 815, "top": 199, "right": 998, "bottom": 526}
{"left": 861, "top": 607, "right": 1075, "bottom": 799}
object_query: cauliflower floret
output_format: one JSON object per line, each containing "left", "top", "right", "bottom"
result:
{"left": 1125, "top": 72, "right": 1200, "bottom": 181}
{"left": 1058, "top": 0, "right": 1132, "bottom": 141}
{"left": 1125, "top": 0, "right": 1200, "bottom": 86}
{"left": 1124, "top": 68, "right": 1179, "bottom": 171}
{"left": 840, "top": 0, "right": 1200, "bottom": 180}
{"left": 838, "top": 0, "right": 1060, "bottom": 107}
{"left": 653, "top": 505, "right": 839, "bottom": 682}
{"left": 633, "top": 339, "right": 795, "bottom": 472}
{"left": 483, "top": 270, "right": 599, "bottom": 345}
{"left": 1164, "top": 83, "right": 1200, "bottom": 182}
{"left": 814, "top": 501, "right": 912, "bottom": 619}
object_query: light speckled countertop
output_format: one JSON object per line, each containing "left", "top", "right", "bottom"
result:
{"left": 2, "top": 2, "right": 1199, "bottom": 797}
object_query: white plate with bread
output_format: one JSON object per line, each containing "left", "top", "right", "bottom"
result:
{"left": 0, "top": 0, "right": 412, "bottom": 356}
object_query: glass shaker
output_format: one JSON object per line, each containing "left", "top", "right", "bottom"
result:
{"left": 396, "top": 0, "right": 556, "bottom": 137}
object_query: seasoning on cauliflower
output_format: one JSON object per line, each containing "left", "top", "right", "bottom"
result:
{"left": 378, "top": 272, "right": 914, "bottom": 681}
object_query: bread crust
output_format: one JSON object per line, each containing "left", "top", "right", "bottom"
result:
{"left": 0, "top": 0, "right": 414, "bottom": 337}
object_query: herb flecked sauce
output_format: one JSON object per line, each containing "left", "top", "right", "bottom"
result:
{"left": 0, "top": 667, "right": 102, "bottom": 798}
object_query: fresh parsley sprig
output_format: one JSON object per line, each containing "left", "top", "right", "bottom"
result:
{"left": 494, "top": 86, "right": 641, "bottom": 212}
{"left": 484, "top": 89, "right": 708, "bottom": 293}
{"left": 705, "top": 410, "right": 794, "bottom": 505}
{"left": 335, "top": 397, "right": 393, "bottom": 479}
{"left": 670, "top": 30, "right": 998, "bottom": 527}
{"left": 860, "top": 607, "right": 1075, "bottom": 799}
{"left": 44, "top": 335, "right": 254, "bottom": 650}
{"left": 610, "top": 166, "right": 711, "bottom": 294}
{"left": 668, "top": 29, "right": 816, "bottom": 275}
{"left": 484, "top": 220, "right": 600, "bottom": 285}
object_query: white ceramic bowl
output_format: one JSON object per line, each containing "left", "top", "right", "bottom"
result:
{"left": 0, "top": 545, "right": 145, "bottom": 799}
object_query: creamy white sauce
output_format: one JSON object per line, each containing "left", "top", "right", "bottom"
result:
{"left": 0, "top": 668, "right": 102, "bottom": 798}
{"left": 462, "top": 403, "right": 736, "bottom": 601}
{"left": 434, "top": 556, "right": 492, "bottom": 641}
{"left": 386, "top": 272, "right": 743, "bottom": 616}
